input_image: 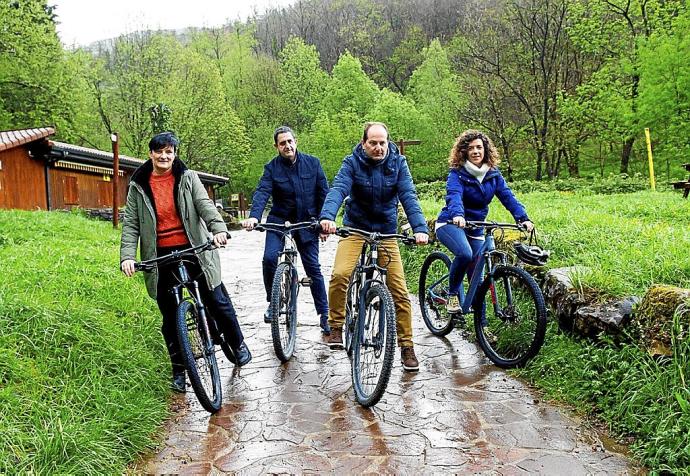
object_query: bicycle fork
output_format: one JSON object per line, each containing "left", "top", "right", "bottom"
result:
{"left": 173, "top": 264, "right": 214, "bottom": 357}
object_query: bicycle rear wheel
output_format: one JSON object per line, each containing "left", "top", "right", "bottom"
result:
{"left": 176, "top": 299, "right": 222, "bottom": 413}
{"left": 352, "top": 283, "right": 396, "bottom": 407}
{"left": 419, "top": 251, "right": 455, "bottom": 336}
{"left": 270, "top": 262, "right": 298, "bottom": 362}
{"left": 473, "top": 265, "right": 547, "bottom": 368}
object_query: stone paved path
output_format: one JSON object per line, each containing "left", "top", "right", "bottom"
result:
{"left": 137, "top": 230, "right": 640, "bottom": 474}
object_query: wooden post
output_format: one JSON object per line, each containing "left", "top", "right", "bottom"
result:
{"left": 395, "top": 138, "right": 421, "bottom": 156}
{"left": 111, "top": 132, "right": 120, "bottom": 227}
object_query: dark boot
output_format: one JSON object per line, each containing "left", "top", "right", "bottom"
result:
{"left": 171, "top": 371, "right": 186, "bottom": 393}
{"left": 264, "top": 306, "right": 272, "bottom": 323}
{"left": 233, "top": 342, "right": 252, "bottom": 367}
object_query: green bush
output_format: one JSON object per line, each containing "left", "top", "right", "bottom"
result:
{"left": 0, "top": 210, "right": 169, "bottom": 473}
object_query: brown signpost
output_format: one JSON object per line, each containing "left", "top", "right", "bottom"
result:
{"left": 395, "top": 138, "right": 421, "bottom": 156}
{"left": 111, "top": 132, "right": 119, "bottom": 227}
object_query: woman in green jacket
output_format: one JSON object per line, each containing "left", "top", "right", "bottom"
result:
{"left": 120, "top": 132, "right": 251, "bottom": 393}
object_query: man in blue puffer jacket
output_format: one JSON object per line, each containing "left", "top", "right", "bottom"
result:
{"left": 320, "top": 122, "right": 429, "bottom": 371}
{"left": 242, "top": 126, "right": 331, "bottom": 333}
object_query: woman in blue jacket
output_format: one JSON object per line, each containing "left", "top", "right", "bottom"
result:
{"left": 436, "top": 130, "right": 534, "bottom": 312}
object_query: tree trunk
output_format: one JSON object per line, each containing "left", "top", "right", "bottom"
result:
{"left": 620, "top": 136, "right": 634, "bottom": 174}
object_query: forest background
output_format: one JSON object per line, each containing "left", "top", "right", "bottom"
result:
{"left": 1, "top": 0, "right": 689, "bottom": 193}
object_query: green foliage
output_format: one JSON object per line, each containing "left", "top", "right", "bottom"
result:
{"left": 278, "top": 38, "right": 329, "bottom": 129}
{"left": 320, "top": 52, "right": 380, "bottom": 121}
{"left": 638, "top": 9, "right": 690, "bottom": 165}
{"left": 0, "top": 210, "right": 168, "bottom": 473}
{"left": 0, "top": 0, "right": 97, "bottom": 139}
{"left": 302, "top": 111, "right": 361, "bottom": 180}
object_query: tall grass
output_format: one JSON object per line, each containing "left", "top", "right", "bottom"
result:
{"left": 0, "top": 210, "right": 169, "bottom": 473}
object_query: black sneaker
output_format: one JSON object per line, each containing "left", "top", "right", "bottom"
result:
{"left": 264, "top": 307, "right": 272, "bottom": 323}
{"left": 171, "top": 372, "right": 186, "bottom": 393}
{"left": 234, "top": 342, "right": 252, "bottom": 367}
{"left": 319, "top": 313, "right": 331, "bottom": 335}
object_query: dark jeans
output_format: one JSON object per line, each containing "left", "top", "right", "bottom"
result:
{"left": 262, "top": 230, "right": 329, "bottom": 316}
{"left": 156, "top": 246, "right": 244, "bottom": 375}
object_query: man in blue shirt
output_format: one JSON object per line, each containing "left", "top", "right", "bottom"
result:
{"left": 242, "top": 126, "right": 331, "bottom": 333}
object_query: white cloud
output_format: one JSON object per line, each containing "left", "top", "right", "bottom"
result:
{"left": 53, "top": 0, "right": 293, "bottom": 47}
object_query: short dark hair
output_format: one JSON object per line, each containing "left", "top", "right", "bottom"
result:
{"left": 274, "top": 126, "right": 295, "bottom": 144}
{"left": 149, "top": 131, "right": 179, "bottom": 152}
{"left": 362, "top": 122, "right": 388, "bottom": 141}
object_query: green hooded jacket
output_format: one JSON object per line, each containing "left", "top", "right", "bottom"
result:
{"left": 119, "top": 159, "right": 228, "bottom": 299}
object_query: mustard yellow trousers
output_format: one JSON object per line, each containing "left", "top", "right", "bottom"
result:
{"left": 327, "top": 235, "right": 413, "bottom": 347}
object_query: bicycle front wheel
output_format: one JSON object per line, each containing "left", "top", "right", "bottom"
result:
{"left": 473, "top": 265, "right": 547, "bottom": 368}
{"left": 419, "top": 251, "right": 455, "bottom": 336}
{"left": 176, "top": 299, "right": 222, "bottom": 413}
{"left": 270, "top": 262, "right": 298, "bottom": 362}
{"left": 352, "top": 283, "right": 396, "bottom": 407}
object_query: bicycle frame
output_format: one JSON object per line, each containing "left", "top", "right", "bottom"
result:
{"left": 428, "top": 222, "right": 515, "bottom": 315}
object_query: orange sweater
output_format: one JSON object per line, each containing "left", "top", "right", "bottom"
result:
{"left": 149, "top": 170, "right": 189, "bottom": 248}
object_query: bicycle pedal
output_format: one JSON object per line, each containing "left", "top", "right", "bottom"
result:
{"left": 299, "top": 277, "right": 312, "bottom": 287}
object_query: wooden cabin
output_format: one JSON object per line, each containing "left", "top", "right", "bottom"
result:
{"left": 0, "top": 127, "right": 228, "bottom": 211}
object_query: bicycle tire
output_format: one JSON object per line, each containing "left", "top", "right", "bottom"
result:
{"left": 352, "top": 283, "right": 396, "bottom": 407}
{"left": 176, "top": 299, "right": 222, "bottom": 413}
{"left": 270, "top": 262, "right": 298, "bottom": 362}
{"left": 344, "top": 268, "right": 359, "bottom": 356}
{"left": 473, "top": 265, "right": 547, "bottom": 368}
{"left": 419, "top": 251, "right": 455, "bottom": 337}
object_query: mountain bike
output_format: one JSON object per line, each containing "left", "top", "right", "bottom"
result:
{"left": 135, "top": 237, "right": 232, "bottom": 413}
{"left": 335, "top": 226, "right": 417, "bottom": 407}
{"left": 419, "top": 221, "right": 547, "bottom": 368}
{"left": 255, "top": 221, "right": 319, "bottom": 362}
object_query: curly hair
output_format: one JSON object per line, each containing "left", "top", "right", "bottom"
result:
{"left": 448, "top": 130, "right": 500, "bottom": 169}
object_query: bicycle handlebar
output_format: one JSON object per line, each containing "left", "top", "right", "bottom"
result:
{"left": 334, "top": 226, "right": 418, "bottom": 246}
{"left": 254, "top": 220, "right": 321, "bottom": 234}
{"left": 440, "top": 220, "right": 529, "bottom": 231}
{"left": 133, "top": 232, "right": 230, "bottom": 271}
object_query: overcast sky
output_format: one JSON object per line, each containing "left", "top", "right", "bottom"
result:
{"left": 53, "top": 0, "right": 294, "bottom": 47}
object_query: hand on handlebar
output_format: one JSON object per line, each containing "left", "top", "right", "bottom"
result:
{"left": 414, "top": 232, "right": 429, "bottom": 245}
{"left": 319, "top": 219, "right": 337, "bottom": 235}
{"left": 121, "top": 259, "right": 136, "bottom": 277}
{"left": 213, "top": 232, "right": 229, "bottom": 248}
{"left": 241, "top": 217, "right": 258, "bottom": 230}
{"left": 520, "top": 220, "right": 535, "bottom": 232}
{"left": 452, "top": 216, "right": 466, "bottom": 228}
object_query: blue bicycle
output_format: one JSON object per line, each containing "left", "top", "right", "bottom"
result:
{"left": 419, "top": 221, "right": 547, "bottom": 368}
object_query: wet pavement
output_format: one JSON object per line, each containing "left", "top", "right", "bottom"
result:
{"left": 136, "top": 230, "right": 640, "bottom": 474}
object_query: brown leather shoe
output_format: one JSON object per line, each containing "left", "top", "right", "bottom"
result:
{"left": 401, "top": 346, "right": 419, "bottom": 372}
{"left": 326, "top": 327, "right": 344, "bottom": 349}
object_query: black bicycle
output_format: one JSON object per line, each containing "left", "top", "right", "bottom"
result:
{"left": 135, "top": 237, "right": 233, "bottom": 413}
{"left": 255, "top": 221, "right": 319, "bottom": 362}
{"left": 419, "top": 221, "right": 547, "bottom": 368}
{"left": 336, "top": 226, "right": 417, "bottom": 407}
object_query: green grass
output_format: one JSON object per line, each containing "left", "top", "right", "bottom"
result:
{"left": 407, "top": 188, "right": 690, "bottom": 472}
{"left": 0, "top": 210, "right": 169, "bottom": 473}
